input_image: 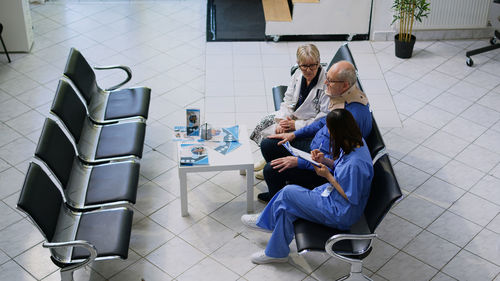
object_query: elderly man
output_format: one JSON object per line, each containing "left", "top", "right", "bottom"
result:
{"left": 257, "top": 60, "right": 372, "bottom": 202}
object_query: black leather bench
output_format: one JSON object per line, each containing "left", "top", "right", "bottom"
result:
{"left": 272, "top": 43, "right": 401, "bottom": 281}
{"left": 16, "top": 48, "right": 149, "bottom": 280}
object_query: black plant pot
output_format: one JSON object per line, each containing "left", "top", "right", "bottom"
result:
{"left": 394, "top": 34, "right": 416, "bottom": 59}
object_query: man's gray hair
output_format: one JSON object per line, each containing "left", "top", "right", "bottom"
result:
{"left": 336, "top": 62, "right": 357, "bottom": 87}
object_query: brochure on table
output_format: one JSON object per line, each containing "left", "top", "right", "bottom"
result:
{"left": 176, "top": 125, "right": 242, "bottom": 165}
{"left": 179, "top": 143, "right": 209, "bottom": 166}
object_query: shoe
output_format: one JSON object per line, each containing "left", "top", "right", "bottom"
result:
{"left": 255, "top": 170, "right": 264, "bottom": 180}
{"left": 257, "top": 192, "right": 271, "bottom": 203}
{"left": 254, "top": 159, "right": 266, "bottom": 171}
{"left": 251, "top": 250, "right": 288, "bottom": 264}
{"left": 241, "top": 214, "right": 272, "bottom": 233}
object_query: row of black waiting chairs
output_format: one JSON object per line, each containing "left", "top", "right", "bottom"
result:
{"left": 17, "top": 48, "right": 151, "bottom": 281}
{"left": 272, "top": 44, "right": 402, "bottom": 281}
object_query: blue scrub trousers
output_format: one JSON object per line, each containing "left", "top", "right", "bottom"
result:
{"left": 256, "top": 184, "right": 339, "bottom": 258}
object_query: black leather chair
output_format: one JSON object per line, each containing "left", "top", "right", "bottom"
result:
{"left": 63, "top": 48, "right": 151, "bottom": 124}
{"left": 17, "top": 162, "right": 133, "bottom": 281}
{"left": 293, "top": 154, "right": 402, "bottom": 281}
{"left": 365, "top": 114, "right": 386, "bottom": 161}
{"left": 0, "top": 23, "right": 11, "bottom": 63}
{"left": 50, "top": 80, "right": 146, "bottom": 163}
{"left": 272, "top": 85, "right": 288, "bottom": 111}
{"left": 35, "top": 118, "right": 140, "bottom": 211}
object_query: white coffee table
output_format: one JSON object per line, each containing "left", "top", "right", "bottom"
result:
{"left": 177, "top": 125, "right": 254, "bottom": 217}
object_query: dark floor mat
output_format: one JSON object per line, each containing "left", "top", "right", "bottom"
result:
{"left": 207, "top": 0, "right": 266, "bottom": 41}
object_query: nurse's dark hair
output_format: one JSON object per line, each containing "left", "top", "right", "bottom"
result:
{"left": 326, "top": 108, "right": 364, "bottom": 158}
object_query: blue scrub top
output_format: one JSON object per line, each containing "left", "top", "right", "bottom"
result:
{"left": 316, "top": 143, "right": 374, "bottom": 230}
{"left": 295, "top": 102, "right": 372, "bottom": 170}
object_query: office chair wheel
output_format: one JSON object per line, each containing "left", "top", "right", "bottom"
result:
{"left": 491, "top": 37, "right": 497, "bottom": 45}
{"left": 466, "top": 57, "right": 473, "bottom": 67}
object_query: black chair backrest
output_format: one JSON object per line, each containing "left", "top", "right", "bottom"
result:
{"left": 0, "top": 23, "right": 3, "bottom": 34}
{"left": 63, "top": 48, "right": 99, "bottom": 104}
{"left": 272, "top": 85, "right": 288, "bottom": 111}
{"left": 364, "top": 154, "right": 402, "bottom": 233}
{"left": 50, "top": 80, "right": 87, "bottom": 143}
{"left": 327, "top": 44, "right": 364, "bottom": 92}
{"left": 36, "top": 118, "right": 77, "bottom": 188}
{"left": 365, "top": 114, "right": 385, "bottom": 159}
{"left": 17, "top": 162, "right": 63, "bottom": 242}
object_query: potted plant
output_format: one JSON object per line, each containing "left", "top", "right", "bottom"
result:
{"left": 391, "top": 0, "right": 430, "bottom": 58}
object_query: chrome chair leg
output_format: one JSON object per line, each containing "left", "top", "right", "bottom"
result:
{"left": 60, "top": 269, "right": 74, "bottom": 281}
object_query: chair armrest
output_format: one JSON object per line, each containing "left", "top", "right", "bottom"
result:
{"left": 93, "top": 65, "right": 132, "bottom": 91}
{"left": 43, "top": 240, "right": 97, "bottom": 272}
{"left": 325, "top": 233, "right": 377, "bottom": 263}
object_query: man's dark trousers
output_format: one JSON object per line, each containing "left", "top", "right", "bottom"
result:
{"left": 260, "top": 138, "right": 328, "bottom": 199}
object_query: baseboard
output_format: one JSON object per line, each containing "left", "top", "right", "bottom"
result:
{"left": 371, "top": 28, "right": 494, "bottom": 41}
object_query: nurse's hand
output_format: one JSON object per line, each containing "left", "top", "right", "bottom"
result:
{"left": 313, "top": 164, "right": 330, "bottom": 178}
{"left": 311, "top": 149, "right": 324, "bottom": 163}
{"left": 270, "top": 156, "right": 298, "bottom": 172}
{"left": 268, "top": 132, "right": 296, "bottom": 145}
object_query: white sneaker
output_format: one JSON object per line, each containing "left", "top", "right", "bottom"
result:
{"left": 254, "top": 159, "right": 266, "bottom": 171}
{"left": 241, "top": 214, "right": 272, "bottom": 233}
{"left": 251, "top": 250, "right": 288, "bottom": 264}
{"left": 255, "top": 170, "right": 264, "bottom": 180}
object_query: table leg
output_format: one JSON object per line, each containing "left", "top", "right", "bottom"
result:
{"left": 246, "top": 168, "right": 254, "bottom": 213}
{"left": 179, "top": 171, "right": 188, "bottom": 217}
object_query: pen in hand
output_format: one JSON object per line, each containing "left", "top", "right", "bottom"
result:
{"left": 318, "top": 142, "right": 323, "bottom": 151}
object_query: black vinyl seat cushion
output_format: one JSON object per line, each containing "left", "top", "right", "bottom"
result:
{"left": 95, "top": 122, "right": 146, "bottom": 160}
{"left": 85, "top": 162, "right": 140, "bottom": 205}
{"left": 294, "top": 219, "right": 372, "bottom": 260}
{"left": 72, "top": 208, "right": 133, "bottom": 260}
{"left": 105, "top": 88, "right": 151, "bottom": 120}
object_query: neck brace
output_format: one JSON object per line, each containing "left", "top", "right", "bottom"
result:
{"left": 328, "top": 84, "right": 369, "bottom": 110}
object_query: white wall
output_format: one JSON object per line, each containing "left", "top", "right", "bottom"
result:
{"left": 370, "top": 0, "right": 394, "bottom": 40}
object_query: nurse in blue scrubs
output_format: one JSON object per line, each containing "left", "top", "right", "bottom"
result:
{"left": 241, "top": 108, "right": 374, "bottom": 264}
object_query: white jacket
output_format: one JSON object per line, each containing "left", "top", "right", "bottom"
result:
{"left": 274, "top": 67, "right": 330, "bottom": 130}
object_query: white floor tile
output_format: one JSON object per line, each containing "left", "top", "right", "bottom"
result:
{"left": 415, "top": 176, "right": 465, "bottom": 209}
{"left": 428, "top": 211, "right": 482, "bottom": 247}
{"left": 378, "top": 251, "right": 437, "bottom": 281}
{"left": 443, "top": 250, "right": 499, "bottom": 281}
{"left": 392, "top": 194, "right": 445, "bottom": 228}
{"left": 403, "top": 230, "right": 460, "bottom": 269}
{"left": 435, "top": 160, "right": 484, "bottom": 191}
{"left": 146, "top": 236, "right": 206, "bottom": 278}
{"left": 449, "top": 192, "right": 500, "bottom": 227}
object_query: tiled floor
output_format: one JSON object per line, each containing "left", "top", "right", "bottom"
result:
{"left": 0, "top": 0, "right": 499, "bottom": 280}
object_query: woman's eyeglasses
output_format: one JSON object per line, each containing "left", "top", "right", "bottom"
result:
{"left": 299, "top": 63, "right": 319, "bottom": 70}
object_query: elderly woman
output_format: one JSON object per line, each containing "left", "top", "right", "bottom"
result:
{"left": 250, "top": 44, "right": 329, "bottom": 174}
{"left": 242, "top": 109, "right": 374, "bottom": 264}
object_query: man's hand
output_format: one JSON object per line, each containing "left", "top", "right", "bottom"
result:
{"left": 279, "top": 117, "right": 296, "bottom": 131}
{"left": 267, "top": 132, "right": 296, "bottom": 145}
{"left": 270, "top": 156, "right": 298, "bottom": 172}
{"left": 313, "top": 164, "right": 331, "bottom": 178}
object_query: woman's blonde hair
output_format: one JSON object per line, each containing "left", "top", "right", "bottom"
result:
{"left": 296, "top": 44, "right": 320, "bottom": 64}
